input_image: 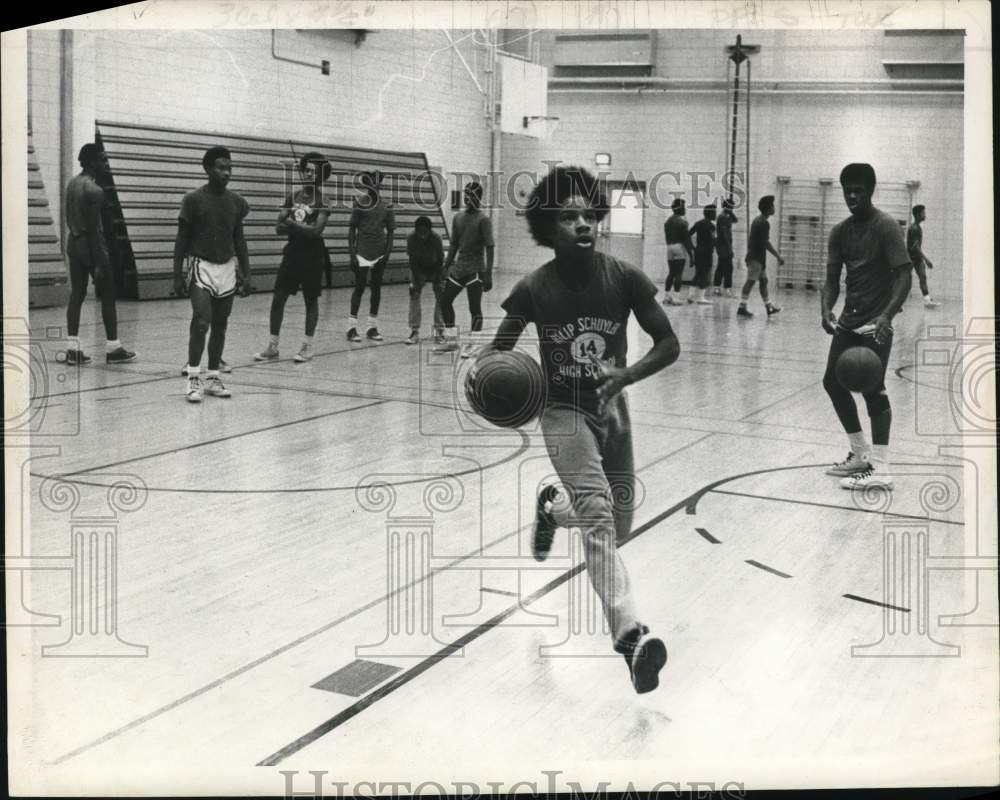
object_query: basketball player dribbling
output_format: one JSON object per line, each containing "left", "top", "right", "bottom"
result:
{"left": 62, "top": 143, "right": 136, "bottom": 365}
{"left": 254, "top": 152, "right": 331, "bottom": 363}
{"left": 490, "top": 166, "right": 680, "bottom": 693}
{"left": 173, "top": 146, "right": 252, "bottom": 403}
{"left": 822, "top": 163, "right": 912, "bottom": 490}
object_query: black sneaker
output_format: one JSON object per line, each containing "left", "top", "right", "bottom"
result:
{"left": 366, "top": 327, "right": 383, "bottom": 342}
{"left": 615, "top": 625, "right": 668, "bottom": 694}
{"left": 347, "top": 328, "right": 362, "bottom": 343}
{"left": 766, "top": 304, "right": 782, "bottom": 317}
{"left": 65, "top": 348, "right": 92, "bottom": 366}
{"left": 737, "top": 305, "right": 753, "bottom": 319}
{"left": 106, "top": 347, "right": 137, "bottom": 364}
{"left": 532, "top": 484, "right": 560, "bottom": 562}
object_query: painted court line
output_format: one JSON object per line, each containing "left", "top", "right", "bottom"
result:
{"left": 745, "top": 559, "right": 793, "bottom": 579}
{"left": 843, "top": 593, "right": 911, "bottom": 613}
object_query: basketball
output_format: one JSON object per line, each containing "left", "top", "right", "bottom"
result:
{"left": 835, "top": 346, "right": 883, "bottom": 393}
{"left": 464, "top": 349, "right": 545, "bottom": 428}
{"left": 293, "top": 205, "right": 309, "bottom": 223}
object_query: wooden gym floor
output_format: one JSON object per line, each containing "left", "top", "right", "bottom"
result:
{"left": 10, "top": 273, "right": 998, "bottom": 793}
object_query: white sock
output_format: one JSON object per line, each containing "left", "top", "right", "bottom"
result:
{"left": 206, "top": 369, "right": 219, "bottom": 379}
{"left": 302, "top": 335, "right": 314, "bottom": 346}
{"left": 367, "top": 316, "right": 378, "bottom": 330}
{"left": 348, "top": 316, "right": 358, "bottom": 330}
{"left": 870, "top": 444, "right": 889, "bottom": 468}
{"left": 445, "top": 326, "right": 458, "bottom": 340}
{"left": 67, "top": 335, "right": 82, "bottom": 351}
{"left": 188, "top": 365, "right": 201, "bottom": 377}
{"left": 269, "top": 334, "right": 279, "bottom": 347}
{"left": 847, "top": 431, "right": 870, "bottom": 458}
{"left": 106, "top": 339, "right": 121, "bottom": 352}
{"left": 548, "top": 487, "right": 572, "bottom": 527}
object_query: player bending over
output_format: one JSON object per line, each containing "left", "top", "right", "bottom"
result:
{"left": 822, "top": 163, "right": 912, "bottom": 490}
{"left": 489, "top": 166, "right": 680, "bottom": 693}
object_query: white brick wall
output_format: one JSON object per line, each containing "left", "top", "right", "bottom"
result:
{"left": 498, "top": 89, "right": 963, "bottom": 300}
{"left": 30, "top": 29, "right": 494, "bottom": 242}
{"left": 91, "top": 28, "right": 491, "bottom": 176}
{"left": 27, "top": 30, "right": 63, "bottom": 246}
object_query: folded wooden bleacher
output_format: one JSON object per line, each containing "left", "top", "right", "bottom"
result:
{"left": 28, "top": 130, "right": 68, "bottom": 308}
{"left": 96, "top": 120, "right": 450, "bottom": 299}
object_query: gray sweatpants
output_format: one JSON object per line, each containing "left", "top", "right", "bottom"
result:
{"left": 539, "top": 393, "right": 642, "bottom": 644}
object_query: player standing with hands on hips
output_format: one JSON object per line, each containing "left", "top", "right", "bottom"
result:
{"left": 173, "top": 146, "right": 252, "bottom": 402}
{"left": 822, "top": 163, "right": 912, "bottom": 490}
{"left": 489, "top": 166, "right": 680, "bottom": 693}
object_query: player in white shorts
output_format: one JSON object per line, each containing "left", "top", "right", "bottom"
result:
{"left": 173, "top": 145, "right": 252, "bottom": 402}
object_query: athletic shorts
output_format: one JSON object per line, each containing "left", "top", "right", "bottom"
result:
{"left": 745, "top": 258, "right": 765, "bottom": 281}
{"left": 446, "top": 272, "right": 482, "bottom": 288}
{"left": 275, "top": 247, "right": 324, "bottom": 298}
{"left": 666, "top": 243, "right": 687, "bottom": 262}
{"left": 186, "top": 255, "right": 237, "bottom": 298}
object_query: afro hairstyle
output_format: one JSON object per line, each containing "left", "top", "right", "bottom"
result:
{"left": 525, "top": 166, "right": 609, "bottom": 248}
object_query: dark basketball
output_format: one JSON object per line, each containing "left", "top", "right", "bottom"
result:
{"left": 464, "top": 349, "right": 545, "bottom": 428}
{"left": 835, "top": 346, "right": 883, "bottom": 393}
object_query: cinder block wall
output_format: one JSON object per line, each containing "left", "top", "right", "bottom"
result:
{"left": 498, "top": 30, "right": 964, "bottom": 301}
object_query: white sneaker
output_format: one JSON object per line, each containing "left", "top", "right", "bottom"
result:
{"left": 696, "top": 297, "right": 713, "bottom": 305}
{"left": 204, "top": 375, "right": 232, "bottom": 398}
{"left": 826, "top": 451, "right": 871, "bottom": 476}
{"left": 186, "top": 376, "right": 203, "bottom": 403}
{"left": 724, "top": 289, "right": 735, "bottom": 297}
{"left": 924, "top": 298, "right": 941, "bottom": 308}
{"left": 254, "top": 344, "right": 280, "bottom": 361}
{"left": 294, "top": 343, "right": 313, "bottom": 362}
{"left": 840, "top": 466, "right": 893, "bottom": 491}
{"left": 433, "top": 339, "right": 459, "bottom": 353}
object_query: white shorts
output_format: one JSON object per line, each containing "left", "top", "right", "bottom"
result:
{"left": 187, "top": 255, "right": 237, "bottom": 298}
{"left": 356, "top": 253, "right": 383, "bottom": 269}
{"left": 667, "top": 243, "right": 687, "bottom": 262}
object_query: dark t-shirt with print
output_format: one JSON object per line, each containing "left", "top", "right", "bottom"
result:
{"left": 283, "top": 186, "right": 328, "bottom": 259}
{"left": 500, "top": 251, "right": 658, "bottom": 414}
{"left": 828, "top": 207, "right": 911, "bottom": 329}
